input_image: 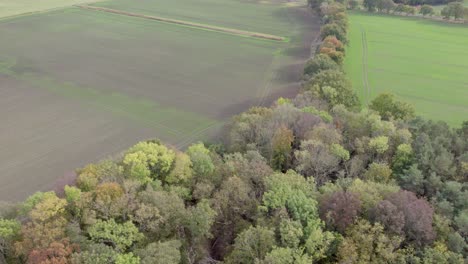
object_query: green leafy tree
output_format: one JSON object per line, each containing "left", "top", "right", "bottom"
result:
{"left": 123, "top": 141, "right": 175, "bottom": 183}
{"left": 396, "top": 164, "right": 424, "bottom": 195}
{"left": 303, "top": 54, "right": 339, "bottom": 79}
{"left": 419, "top": 5, "right": 434, "bottom": 16}
{"left": 279, "top": 220, "right": 303, "bottom": 248}
{"left": 183, "top": 200, "right": 217, "bottom": 262}
{"left": 187, "top": 142, "right": 215, "bottom": 179}
{"left": 136, "top": 240, "right": 181, "bottom": 264}
{"left": 211, "top": 176, "right": 258, "bottom": 258}
{"left": 20, "top": 191, "right": 57, "bottom": 215}
{"left": 135, "top": 189, "right": 187, "bottom": 239}
{"left": 421, "top": 242, "right": 464, "bottom": 264}
{"left": 348, "top": 179, "right": 399, "bottom": 215}
{"left": 392, "top": 143, "right": 413, "bottom": 174}
{"left": 259, "top": 247, "right": 313, "bottom": 264}
{"left": 447, "top": 232, "right": 465, "bottom": 254}
{"left": 304, "top": 226, "right": 337, "bottom": 261}
{"left": 227, "top": 107, "right": 273, "bottom": 153}
{"left": 454, "top": 210, "right": 468, "bottom": 236}
{"left": 377, "top": 0, "right": 395, "bottom": 13}
{"left": 404, "top": 5, "right": 416, "bottom": 15}
{"left": 369, "top": 93, "right": 415, "bottom": 121}
{"left": 320, "top": 23, "right": 348, "bottom": 44}
{"left": 222, "top": 151, "right": 273, "bottom": 197}
{"left": 116, "top": 253, "right": 140, "bottom": 264}
{"left": 330, "top": 143, "right": 350, "bottom": 161}
{"left": 71, "top": 244, "right": 117, "bottom": 264}
{"left": 76, "top": 160, "right": 122, "bottom": 192}
{"left": 337, "top": 220, "right": 403, "bottom": 263}
{"left": 271, "top": 125, "right": 294, "bottom": 171}
{"left": 369, "top": 136, "right": 389, "bottom": 154}
{"left": 91, "top": 182, "right": 126, "bottom": 219}
{"left": 305, "top": 70, "right": 359, "bottom": 110}
{"left": 64, "top": 185, "right": 82, "bottom": 204}
{"left": 364, "top": 0, "right": 378, "bottom": 11}
{"left": 262, "top": 171, "right": 317, "bottom": 216}
{"left": 225, "top": 226, "right": 276, "bottom": 264}
{"left": 165, "top": 152, "right": 192, "bottom": 185}
{"left": 0, "top": 219, "right": 20, "bottom": 261}
{"left": 442, "top": 2, "right": 465, "bottom": 19}
{"left": 363, "top": 162, "right": 393, "bottom": 183}
{"left": 348, "top": 0, "right": 359, "bottom": 9}
{"left": 441, "top": 5, "right": 451, "bottom": 19}
{"left": 300, "top": 106, "right": 333, "bottom": 123}
{"left": 0, "top": 219, "right": 20, "bottom": 240}
{"left": 88, "top": 219, "right": 142, "bottom": 252}
{"left": 185, "top": 199, "right": 216, "bottom": 252}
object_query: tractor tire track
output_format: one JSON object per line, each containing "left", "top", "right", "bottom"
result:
{"left": 360, "top": 25, "right": 370, "bottom": 105}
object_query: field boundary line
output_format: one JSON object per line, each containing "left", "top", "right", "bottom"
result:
{"left": 0, "top": 6, "right": 72, "bottom": 22}
{"left": 360, "top": 25, "right": 370, "bottom": 105}
{"left": 75, "top": 5, "right": 287, "bottom": 42}
{"left": 0, "top": 0, "right": 106, "bottom": 21}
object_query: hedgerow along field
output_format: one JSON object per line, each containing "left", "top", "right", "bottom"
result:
{"left": 0, "top": 0, "right": 319, "bottom": 201}
{"left": 344, "top": 12, "right": 468, "bottom": 126}
{"left": 432, "top": 0, "right": 468, "bottom": 13}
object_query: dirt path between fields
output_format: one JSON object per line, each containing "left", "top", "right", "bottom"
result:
{"left": 76, "top": 5, "right": 287, "bottom": 41}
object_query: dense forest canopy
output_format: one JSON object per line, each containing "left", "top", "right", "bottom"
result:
{"left": 0, "top": 1, "right": 467, "bottom": 264}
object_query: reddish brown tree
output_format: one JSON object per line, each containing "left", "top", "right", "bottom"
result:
{"left": 385, "top": 191, "right": 436, "bottom": 247}
{"left": 371, "top": 200, "right": 405, "bottom": 235}
{"left": 27, "top": 239, "right": 79, "bottom": 264}
{"left": 319, "top": 191, "right": 362, "bottom": 233}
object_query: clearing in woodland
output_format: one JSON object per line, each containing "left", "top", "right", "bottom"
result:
{"left": 344, "top": 12, "right": 468, "bottom": 126}
{"left": 0, "top": 0, "right": 319, "bottom": 200}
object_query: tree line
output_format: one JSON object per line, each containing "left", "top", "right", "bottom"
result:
{"left": 356, "top": 0, "right": 465, "bottom": 9}
{"left": 356, "top": 0, "right": 468, "bottom": 20}
{"left": 0, "top": 1, "right": 467, "bottom": 263}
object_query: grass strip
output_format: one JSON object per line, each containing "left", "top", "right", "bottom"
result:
{"left": 76, "top": 4, "right": 286, "bottom": 41}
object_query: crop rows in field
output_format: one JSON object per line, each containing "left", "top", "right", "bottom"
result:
{"left": 0, "top": 0, "right": 319, "bottom": 200}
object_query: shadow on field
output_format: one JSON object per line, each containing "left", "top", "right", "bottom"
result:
{"left": 217, "top": 84, "right": 301, "bottom": 118}
{"left": 276, "top": 62, "right": 305, "bottom": 84}
{"left": 216, "top": 5, "right": 319, "bottom": 119}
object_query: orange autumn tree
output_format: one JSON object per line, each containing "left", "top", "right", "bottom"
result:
{"left": 14, "top": 193, "right": 78, "bottom": 263}
{"left": 27, "top": 239, "right": 79, "bottom": 264}
{"left": 319, "top": 36, "right": 345, "bottom": 64}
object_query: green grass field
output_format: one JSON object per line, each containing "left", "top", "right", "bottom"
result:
{"left": 344, "top": 12, "right": 468, "bottom": 126}
{"left": 0, "top": 2, "right": 318, "bottom": 200}
{"left": 0, "top": 0, "right": 99, "bottom": 18}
